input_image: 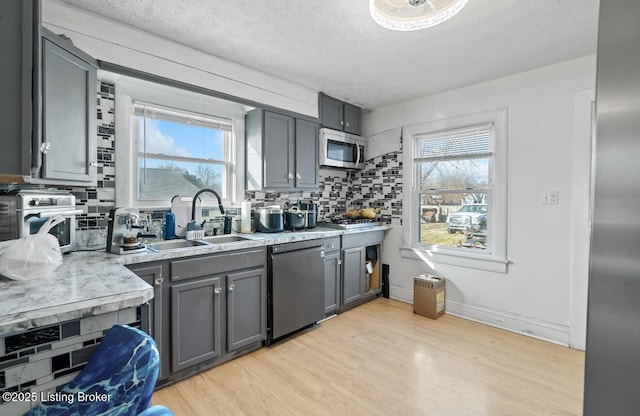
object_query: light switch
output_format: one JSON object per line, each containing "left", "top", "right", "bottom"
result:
{"left": 541, "top": 191, "right": 559, "bottom": 205}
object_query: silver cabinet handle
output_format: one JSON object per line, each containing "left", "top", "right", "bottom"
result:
{"left": 41, "top": 141, "right": 51, "bottom": 154}
{"left": 228, "top": 283, "right": 236, "bottom": 292}
{"left": 328, "top": 243, "right": 335, "bottom": 249}
{"left": 214, "top": 286, "right": 222, "bottom": 294}
{"left": 154, "top": 277, "right": 164, "bottom": 286}
{"left": 296, "top": 173, "right": 301, "bottom": 180}
{"left": 288, "top": 172, "right": 294, "bottom": 180}
{"left": 89, "top": 161, "right": 98, "bottom": 167}
{"left": 346, "top": 122, "right": 350, "bottom": 127}
{"left": 337, "top": 259, "right": 342, "bottom": 265}
{"left": 340, "top": 120, "right": 344, "bottom": 126}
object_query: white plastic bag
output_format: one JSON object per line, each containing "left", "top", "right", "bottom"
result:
{"left": 0, "top": 216, "right": 65, "bottom": 280}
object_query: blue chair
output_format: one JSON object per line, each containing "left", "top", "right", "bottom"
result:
{"left": 24, "top": 324, "right": 173, "bottom": 416}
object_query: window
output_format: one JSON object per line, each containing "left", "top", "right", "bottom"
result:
{"left": 416, "top": 124, "right": 493, "bottom": 249}
{"left": 402, "top": 109, "right": 508, "bottom": 272}
{"left": 133, "top": 102, "right": 233, "bottom": 201}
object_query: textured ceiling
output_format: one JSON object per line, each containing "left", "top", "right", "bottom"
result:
{"left": 57, "top": 0, "right": 599, "bottom": 109}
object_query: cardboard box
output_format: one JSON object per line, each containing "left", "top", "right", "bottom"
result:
{"left": 413, "top": 275, "right": 445, "bottom": 319}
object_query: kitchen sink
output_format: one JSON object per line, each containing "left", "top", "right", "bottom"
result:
{"left": 147, "top": 240, "right": 209, "bottom": 252}
{"left": 199, "top": 235, "right": 256, "bottom": 244}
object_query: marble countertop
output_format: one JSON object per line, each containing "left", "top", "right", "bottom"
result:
{"left": 118, "top": 225, "right": 389, "bottom": 265}
{"left": 0, "top": 225, "right": 389, "bottom": 336}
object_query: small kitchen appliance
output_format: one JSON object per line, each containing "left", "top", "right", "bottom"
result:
{"left": 256, "top": 206, "right": 284, "bottom": 233}
{"left": 0, "top": 190, "right": 82, "bottom": 253}
{"left": 106, "top": 208, "right": 147, "bottom": 254}
{"left": 319, "top": 128, "right": 366, "bottom": 170}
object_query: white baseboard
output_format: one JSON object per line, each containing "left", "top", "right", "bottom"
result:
{"left": 389, "top": 285, "right": 570, "bottom": 346}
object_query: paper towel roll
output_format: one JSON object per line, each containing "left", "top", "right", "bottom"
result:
{"left": 241, "top": 201, "right": 252, "bottom": 233}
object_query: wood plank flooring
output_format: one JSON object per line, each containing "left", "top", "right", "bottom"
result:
{"left": 151, "top": 298, "right": 584, "bottom": 415}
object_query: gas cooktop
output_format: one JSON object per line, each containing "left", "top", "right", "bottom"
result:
{"left": 318, "top": 218, "right": 382, "bottom": 230}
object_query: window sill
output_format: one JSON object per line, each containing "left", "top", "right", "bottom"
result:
{"left": 400, "top": 246, "right": 509, "bottom": 273}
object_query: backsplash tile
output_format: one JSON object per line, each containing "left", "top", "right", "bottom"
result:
{"left": 246, "top": 153, "right": 403, "bottom": 225}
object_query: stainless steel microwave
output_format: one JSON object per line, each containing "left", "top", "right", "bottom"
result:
{"left": 319, "top": 128, "right": 366, "bottom": 170}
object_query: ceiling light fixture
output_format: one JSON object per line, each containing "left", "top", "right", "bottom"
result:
{"left": 369, "top": 0, "right": 468, "bottom": 31}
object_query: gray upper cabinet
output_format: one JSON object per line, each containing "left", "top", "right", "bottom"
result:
{"left": 295, "top": 119, "right": 319, "bottom": 189}
{"left": 0, "top": 0, "right": 38, "bottom": 181}
{"left": 246, "top": 109, "right": 319, "bottom": 191}
{"left": 319, "top": 93, "right": 362, "bottom": 135}
{"left": 0, "top": 3, "right": 97, "bottom": 185}
{"left": 264, "top": 111, "right": 295, "bottom": 189}
{"left": 42, "top": 30, "right": 97, "bottom": 184}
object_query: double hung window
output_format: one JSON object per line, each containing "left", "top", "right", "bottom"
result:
{"left": 402, "top": 109, "right": 508, "bottom": 272}
{"left": 133, "top": 102, "right": 232, "bottom": 201}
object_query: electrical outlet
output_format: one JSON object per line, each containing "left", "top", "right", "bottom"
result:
{"left": 541, "top": 191, "right": 559, "bottom": 205}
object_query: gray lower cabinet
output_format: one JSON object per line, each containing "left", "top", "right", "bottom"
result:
{"left": 169, "top": 247, "right": 266, "bottom": 377}
{"left": 341, "top": 230, "right": 385, "bottom": 309}
{"left": 342, "top": 246, "right": 365, "bottom": 306}
{"left": 126, "top": 262, "right": 168, "bottom": 381}
{"left": 127, "top": 247, "right": 266, "bottom": 385}
{"left": 227, "top": 268, "right": 267, "bottom": 351}
{"left": 171, "top": 277, "right": 223, "bottom": 372}
{"left": 323, "top": 243, "right": 341, "bottom": 315}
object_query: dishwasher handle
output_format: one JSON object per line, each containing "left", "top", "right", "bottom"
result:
{"left": 270, "top": 239, "right": 324, "bottom": 254}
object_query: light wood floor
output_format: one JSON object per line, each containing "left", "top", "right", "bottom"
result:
{"left": 151, "top": 298, "right": 584, "bottom": 415}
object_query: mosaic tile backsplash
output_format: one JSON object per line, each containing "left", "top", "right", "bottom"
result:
{"left": 246, "top": 151, "right": 403, "bottom": 225}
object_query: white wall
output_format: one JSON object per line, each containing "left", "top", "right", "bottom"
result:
{"left": 42, "top": 0, "right": 318, "bottom": 118}
{"left": 363, "top": 56, "right": 596, "bottom": 347}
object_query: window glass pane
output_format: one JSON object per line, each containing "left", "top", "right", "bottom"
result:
{"left": 419, "top": 193, "right": 488, "bottom": 250}
{"left": 419, "top": 158, "right": 489, "bottom": 191}
{"left": 137, "top": 117, "right": 225, "bottom": 160}
{"left": 415, "top": 125, "right": 492, "bottom": 158}
{"left": 135, "top": 109, "right": 230, "bottom": 201}
{"left": 138, "top": 158, "right": 225, "bottom": 200}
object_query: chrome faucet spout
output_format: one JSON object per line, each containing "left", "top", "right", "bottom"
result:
{"left": 191, "top": 188, "right": 225, "bottom": 221}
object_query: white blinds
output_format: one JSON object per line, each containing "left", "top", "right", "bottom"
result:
{"left": 133, "top": 101, "right": 232, "bottom": 132}
{"left": 414, "top": 123, "right": 494, "bottom": 161}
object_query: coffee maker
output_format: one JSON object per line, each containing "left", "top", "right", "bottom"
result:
{"left": 106, "top": 208, "right": 147, "bottom": 254}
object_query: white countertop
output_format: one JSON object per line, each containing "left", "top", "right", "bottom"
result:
{"left": 0, "top": 225, "right": 389, "bottom": 336}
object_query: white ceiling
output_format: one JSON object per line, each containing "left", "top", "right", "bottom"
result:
{"left": 57, "top": 0, "right": 600, "bottom": 109}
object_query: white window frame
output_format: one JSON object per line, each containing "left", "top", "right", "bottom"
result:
{"left": 133, "top": 101, "right": 233, "bottom": 202}
{"left": 113, "top": 77, "right": 246, "bottom": 209}
{"left": 401, "top": 109, "right": 509, "bottom": 273}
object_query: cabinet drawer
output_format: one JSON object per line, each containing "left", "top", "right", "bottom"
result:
{"left": 342, "top": 230, "right": 384, "bottom": 249}
{"left": 170, "top": 248, "right": 266, "bottom": 282}
{"left": 323, "top": 237, "right": 341, "bottom": 252}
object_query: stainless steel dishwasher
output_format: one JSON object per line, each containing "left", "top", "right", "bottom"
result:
{"left": 267, "top": 239, "right": 325, "bottom": 344}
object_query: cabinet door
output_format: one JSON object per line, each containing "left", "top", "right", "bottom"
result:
{"left": 342, "top": 246, "right": 365, "bottom": 306}
{"left": 127, "top": 263, "right": 167, "bottom": 380}
{"left": 171, "top": 277, "right": 222, "bottom": 372}
{"left": 320, "top": 95, "right": 344, "bottom": 131}
{"left": 227, "top": 268, "right": 267, "bottom": 352}
{"left": 264, "top": 111, "right": 295, "bottom": 189}
{"left": 42, "top": 38, "right": 96, "bottom": 183}
{"left": 343, "top": 103, "right": 361, "bottom": 135}
{"left": 295, "top": 119, "right": 319, "bottom": 189}
{"left": 324, "top": 251, "right": 341, "bottom": 314}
